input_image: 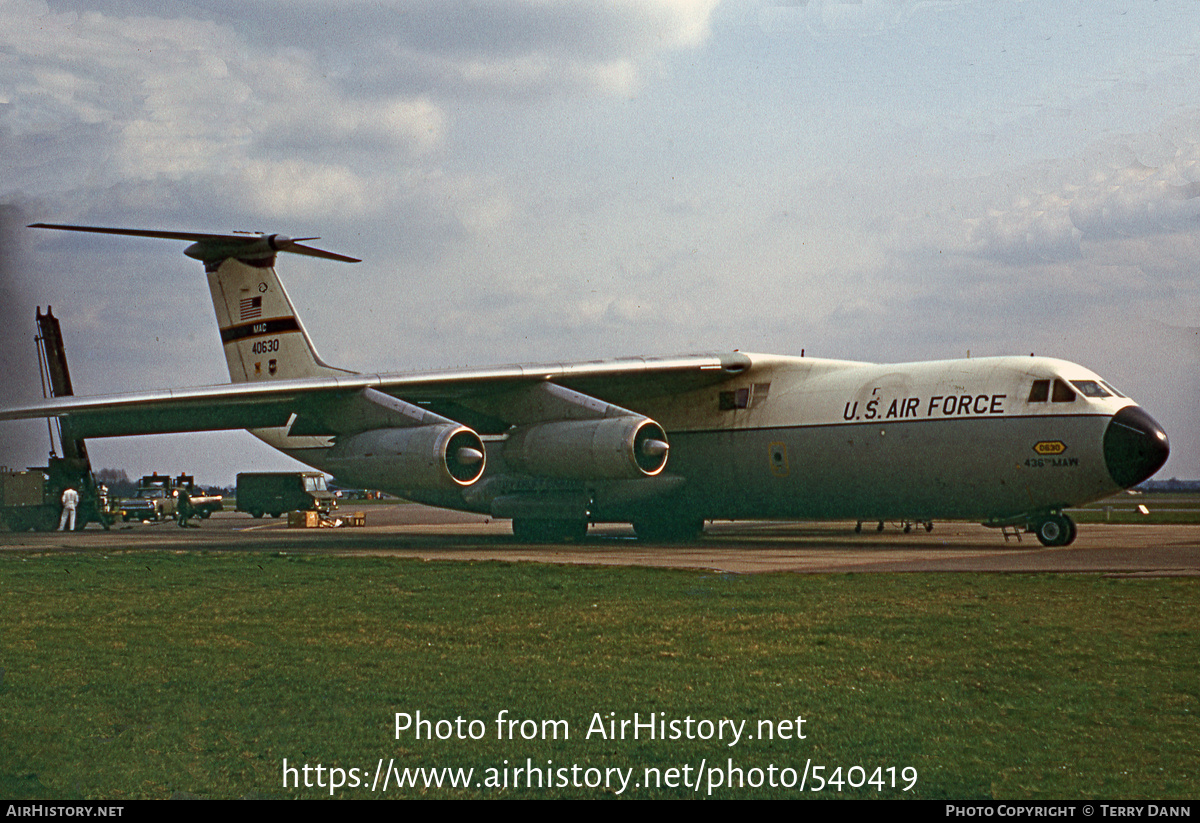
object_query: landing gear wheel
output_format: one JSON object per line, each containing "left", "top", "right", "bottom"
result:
{"left": 1032, "top": 513, "right": 1076, "bottom": 547}
{"left": 632, "top": 517, "right": 705, "bottom": 544}
{"left": 512, "top": 518, "right": 588, "bottom": 543}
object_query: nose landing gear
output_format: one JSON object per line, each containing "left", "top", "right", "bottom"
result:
{"left": 1030, "top": 513, "right": 1077, "bottom": 547}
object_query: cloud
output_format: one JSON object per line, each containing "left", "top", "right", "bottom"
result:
{"left": 1, "top": 0, "right": 719, "bottom": 240}
{"left": 28, "top": 0, "right": 720, "bottom": 98}
{"left": 0, "top": 0, "right": 450, "bottom": 226}
{"left": 315, "top": 0, "right": 718, "bottom": 59}
{"left": 347, "top": 0, "right": 719, "bottom": 96}
{"left": 965, "top": 190, "right": 1083, "bottom": 265}
{"left": 1069, "top": 164, "right": 1200, "bottom": 242}
{"left": 760, "top": 0, "right": 963, "bottom": 37}
{"left": 942, "top": 119, "right": 1200, "bottom": 268}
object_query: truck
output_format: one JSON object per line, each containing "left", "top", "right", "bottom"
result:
{"left": 119, "top": 473, "right": 223, "bottom": 522}
{"left": 174, "top": 475, "right": 224, "bottom": 519}
{"left": 236, "top": 472, "right": 336, "bottom": 519}
{"left": 0, "top": 457, "right": 114, "bottom": 531}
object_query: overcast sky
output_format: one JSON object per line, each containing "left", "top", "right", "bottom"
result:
{"left": 2, "top": 0, "right": 1198, "bottom": 484}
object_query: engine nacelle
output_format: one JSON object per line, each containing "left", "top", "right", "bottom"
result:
{"left": 504, "top": 416, "right": 669, "bottom": 480}
{"left": 324, "top": 425, "right": 486, "bottom": 491}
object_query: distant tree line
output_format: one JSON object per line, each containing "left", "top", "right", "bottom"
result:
{"left": 1139, "top": 478, "right": 1200, "bottom": 493}
{"left": 93, "top": 469, "right": 137, "bottom": 498}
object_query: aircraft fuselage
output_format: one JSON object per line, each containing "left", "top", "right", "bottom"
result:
{"left": 270, "top": 353, "right": 1168, "bottom": 531}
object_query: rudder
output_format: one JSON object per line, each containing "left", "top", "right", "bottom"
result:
{"left": 204, "top": 255, "right": 348, "bottom": 383}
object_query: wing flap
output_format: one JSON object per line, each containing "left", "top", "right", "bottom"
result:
{"left": 71, "top": 403, "right": 296, "bottom": 438}
{"left": 0, "top": 378, "right": 346, "bottom": 438}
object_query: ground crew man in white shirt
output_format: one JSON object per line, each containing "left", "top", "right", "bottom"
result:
{"left": 59, "top": 487, "right": 79, "bottom": 531}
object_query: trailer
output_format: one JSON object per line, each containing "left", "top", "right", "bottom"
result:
{"left": 236, "top": 472, "right": 336, "bottom": 519}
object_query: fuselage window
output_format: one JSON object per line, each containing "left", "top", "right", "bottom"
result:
{"left": 1070, "top": 380, "right": 1111, "bottom": 398}
{"left": 1028, "top": 380, "right": 1050, "bottom": 402}
{"left": 1052, "top": 379, "right": 1076, "bottom": 402}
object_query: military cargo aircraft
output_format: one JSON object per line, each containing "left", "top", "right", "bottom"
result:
{"left": 0, "top": 224, "right": 1170, "bottom": 545}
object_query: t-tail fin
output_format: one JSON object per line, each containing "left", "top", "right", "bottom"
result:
{"left": 204, "top": 254, "right": 349, "bottom": 382}
{"left": 28, "top": 224, "right": 359, "bottom": 384}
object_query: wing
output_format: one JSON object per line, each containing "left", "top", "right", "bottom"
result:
{"left": 0, "top": 352, "right": 753, "bottom": 439}
{"left": 12, "top": 223, "right": 762, "bottom": 504}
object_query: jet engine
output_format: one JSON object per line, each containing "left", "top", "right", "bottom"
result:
{"left": 504, "top": 416, "right": 669, "bottom": 480}
{"left": 324, "top": 425, "right": 486, "bottom": 491}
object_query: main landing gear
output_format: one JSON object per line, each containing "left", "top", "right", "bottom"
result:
{"left": 1029, "top": 513, "right": 1077, "bottom": 547}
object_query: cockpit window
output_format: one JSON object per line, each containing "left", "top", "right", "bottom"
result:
{"left": 1052, "top": 379, "right": 1076, "bottom": 402}
{"left": 1028, "top": 380, "right": 1050, "bottom": 403}
{"left": 1100, "top": 381, "right": 1126, "bottom": 399}
{"left": 1070, "top": 380, "right": 1111, "bottom": 398}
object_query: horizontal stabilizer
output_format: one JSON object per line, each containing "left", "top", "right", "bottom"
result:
{"left": 28, "top": 223, "right": 360, "bottom": 263}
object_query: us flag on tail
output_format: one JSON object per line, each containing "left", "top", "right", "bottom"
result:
{"left": 240, "top": 296, "right": 262, "bottom": 321}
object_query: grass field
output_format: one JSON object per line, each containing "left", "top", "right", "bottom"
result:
{"left": 1, "top": 552, "right": 1197, "bottom": 799}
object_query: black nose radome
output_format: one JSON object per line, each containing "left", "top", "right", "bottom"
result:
{"left": 1104, "top": 405, "right": 1170, "bottom": 488}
